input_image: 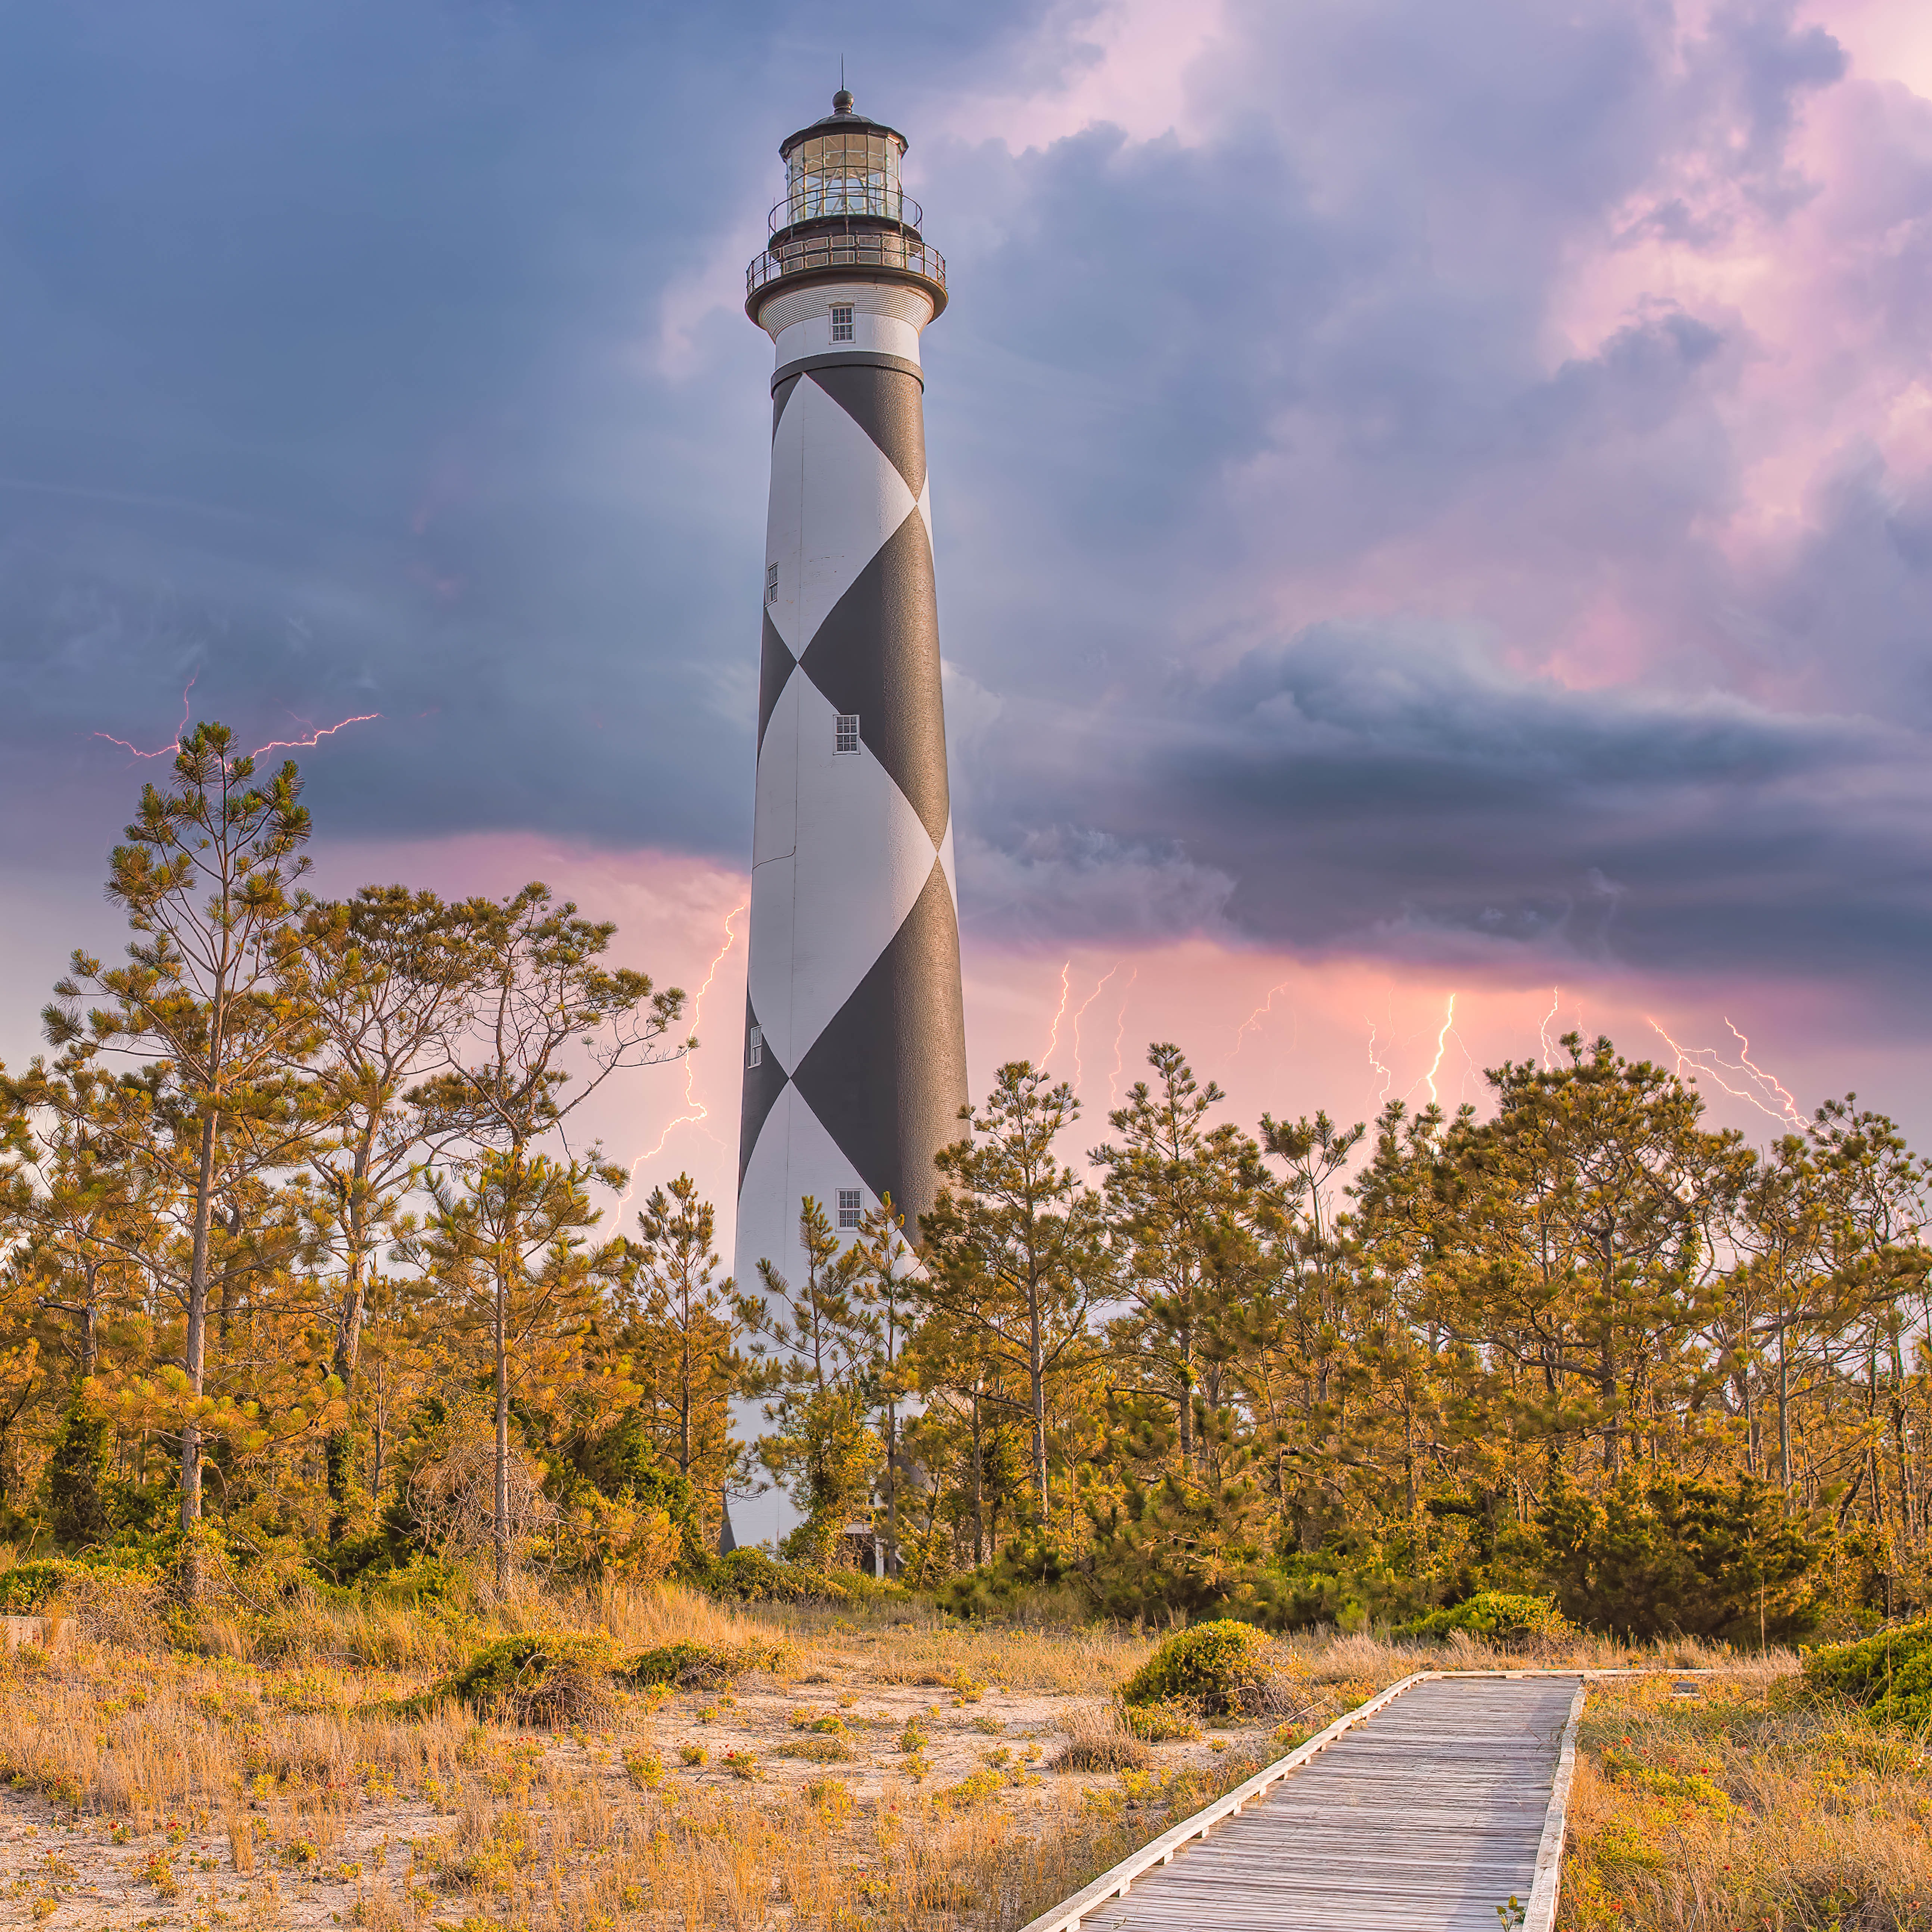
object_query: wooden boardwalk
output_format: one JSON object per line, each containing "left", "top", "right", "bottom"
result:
{"left": 1043, "top": 1674, "right": 1585, "bottom": 1932}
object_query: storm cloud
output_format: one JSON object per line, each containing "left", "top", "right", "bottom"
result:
{"left": 1, "top": 0, "right": 1928, "bottom": 1011}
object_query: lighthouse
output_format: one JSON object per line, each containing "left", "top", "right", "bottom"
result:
{"left": 735, "top": 91, "right": 969, "bottom": 1288}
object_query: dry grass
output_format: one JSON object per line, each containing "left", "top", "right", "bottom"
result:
{"left": 1048, "top": 1704, "right": 1154, "bottom": 1774}
{"left": 0, "top": 1584, "right": 1311, "bottom": 1930}
{"left": 1558, "top": 1663, "right": 1932, "bottom": 1931}
{"left": 0, "top": 1575, "right": 1835, "bottom": 1932}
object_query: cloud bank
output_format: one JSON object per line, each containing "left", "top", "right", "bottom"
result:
{"left": 0, "top": 0, "right": 1928, "bottom": 1024}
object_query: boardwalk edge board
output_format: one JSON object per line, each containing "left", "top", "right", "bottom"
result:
{"left": 1019, "top": 1667, "right": 1675, "bottom": 1932}
{"left": 1523, "top": 1678, "right": 1588, "bottom": 1932}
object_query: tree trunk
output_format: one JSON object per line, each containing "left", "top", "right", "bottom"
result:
{"left": 885, "top": 1399, "right": 899, "bottom": 1575}
{"left": 679, "top": 1328, "right": 692, "bottom": 1476}
{"left": 1889, "top": 1325, "right": 1913, "bottom": 1548}
{"left": 1029, "top": 1295, "right": 1048, "bottom": 1511}
{"left": 970, "top": 1389, "right": 985, "bottom": 1568}
{"left": 495, "top": 1269, "right": 511, "bottom": 1593}
{"left": 326, "top": 1241, "right": 367, "bottom": 1543}
{"left": 79, "top": 1278, "right": 99, "bottom": 1380}
{"left": 1599, "top": 1337, "right": 1620, "bottom": 1477}
{"left": 180, "top": 1110, "right": 218, "bottom": 1601}
{"left": 371, "top": 1357, "right": 388, "bottom": 1502}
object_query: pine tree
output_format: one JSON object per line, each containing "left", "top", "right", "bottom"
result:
{"left": 406, "top": 882, "right": 683, "bottom": 1589}
{"left": 921, "top": 1062, "right": 1106, "bottom": 1512}
{"left": 624, "top": 1172, "right": 739, "bottom": 1550}
{"left": 299, "top": 886, "right": 485, "bottom": 1540}
{"left": 36, "top": 725, "right": 325, "bottom": 1596}
{"left": 738, "top": 1197, "right": 879, "bottom": 1562}
{"left": 1093, "top": 1046, "right": 1262, "bottom": 1472}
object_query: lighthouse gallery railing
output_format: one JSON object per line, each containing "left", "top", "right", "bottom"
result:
{"left": 747, "top": 230, "right": 947, "bottom": 300}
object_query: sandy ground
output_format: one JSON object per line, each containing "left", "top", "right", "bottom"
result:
{"left": 0, "top": 1650, "right": 1293, "bottom": 1929}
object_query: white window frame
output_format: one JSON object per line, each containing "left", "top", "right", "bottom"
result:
{"left": 835, "top": 713, "right": 860, "bottom": 755}
{"left": 766, "top": 563, "right": 779, "bottom": 606}
{"left": 837, "top": 1188, "right": 861, "bottom": 1228}
{"left": 829, "top": 303, "right": 855, "bottom": 343}
{"left": 747, "top": 1024, "right": 763, "bottom": 1069}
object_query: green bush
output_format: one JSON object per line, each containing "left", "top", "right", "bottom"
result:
{"left": 1119, "top": 1619, "right": 1277, "bottom": 1716}
{"left": 0, "top": 1561, "right": 80, "bottom": 1612}
{"left": 1539, "top": 1473, "right": 1822, "bottom": 1642}
{"left": 1121, "top": 1698, "right": 1202, "bottom": 1742}
{"left": 0, "top": 1552, "right": 167, "bottom": 1624}
{"left": 429, "top": 1633, "right": 617, "bottom": 1727}
{"left": 623, "top": 1637, "right": 784, "bottom": 1689}
{"left": 1804, "top": 1619, "right": 1932, "bottom": 1726}
{"left": 1403, "top": 1591, "right": 1572, "bottom": 1646}
{"left": 704, "top": 1547, "right": 853, "bottom": 1605}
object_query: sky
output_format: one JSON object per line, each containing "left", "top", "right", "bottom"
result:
{"left": 2, "top": 0, "right": 1931, "bottom": 1250}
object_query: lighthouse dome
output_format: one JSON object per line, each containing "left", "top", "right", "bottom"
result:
{"left": 776, "top": 91, "right": 912, "bottom": 231}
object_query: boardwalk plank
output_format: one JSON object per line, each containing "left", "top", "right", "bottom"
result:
{"left": 1085, "top": 1676, "right": 1580, "bottom": 1932}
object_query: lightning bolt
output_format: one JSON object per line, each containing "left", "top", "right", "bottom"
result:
{"left": 1726, "top": 1018, "right": 1803, "bottom": 1124}
{"left": 616, "top": 900, "right": 747, "bottom": 1211}
{"left": 1539, "top": 987, "right": 1561, "bottom": 1071}
{"left": 91, "top": 671, "right": 199, "bottom": 758}
{"left": 1366, "top": 1021, "right": 1394, "bottom": 1107}
{"left": 1069, "top": 963, "right": 1121, "bottom": 1095}
{"left": 1229, "top": 978, "right": 1293, "bottom": 1065}
{"left": 1408, "top": 994, "right": 1457, "bottom": 1106}
{"left": 249, "top": 712, "right": 381, "bottom": 757}
{"left": 1040, "top": 959, "right": 1072, "bottom": 1070}
{"left": 1647, "top": 1016, "right": 1803, "bottom": 1127}
{"left": 1106, "top": 966, "right": 1138, "bottom": 1111}
{"left": 91, "top": 677, "right": 381, "bottom": 763}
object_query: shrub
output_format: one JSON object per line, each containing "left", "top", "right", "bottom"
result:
{"left": 434, "top": 1633, "right": 617, "bottom": 1728}
{"left": 704, "top": 1548, "right": 852, "bottom": 1605}
{"left": 1403, "top": 1592, "right": 1572, "bottom": 1646}
{"left": 805, "top": 1777, "right": 854, "bottom": 1824}
{"left": 1805, "top": 1619, "right": 1932, "bottom": 1726}
{"left": 0, "top": 1555, "right": 166, "bottom": 1648}
{"left": 0, "top": 1561, "right": 84, "bottom": 1613}
{"left": 790, "top": 1709, "right": 848, "bottom": 1733}
{"left": 1120, "top": 1620, "right": 1278, "bottom": 1716}
{"left": 361, "top": 1555, "right": 463, "bottom": 1608}
{"left": 623, "top": 1637, "right": 784, "bottom": 1689}
{"left": 1121, "top": 1698, "right": 1202, "bottom": 1743}
{"left": 775, "top": 1736, "right": 854, "bottom": 1762}
{"left": 1539, "top": 1473, "right": 1822, "bottom": 1641}
{"left": 1050, "top": 1704, "right": 1154, "bottom": 1774}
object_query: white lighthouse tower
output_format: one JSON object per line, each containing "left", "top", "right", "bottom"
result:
{"left": 735, "top": 90, "right": 969, "bottom": 1287}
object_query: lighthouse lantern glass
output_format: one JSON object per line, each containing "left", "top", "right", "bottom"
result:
{"left": 785, "top": 130, "right": 904, "bottom": 225}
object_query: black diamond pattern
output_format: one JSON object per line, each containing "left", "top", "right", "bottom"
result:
{"left": 789, "top": 858, "right": 969, "bottom": 1231}
{"left": 744, "top": 353, "right": 967, "bottom": 1248}
{"left": 737, "top": 991, "right": 793, "bottom": 1193}
{"left": 798, "top": 510, "right": 950, "bottom": 845}
{"left": 772, "top": 372, "right": 802, "bottom": 441}
{"left": 756, "top": 611, "right": 795, "bottom": 758}
{"left": 809, "top": 364, "right": 928, "bottom": 499}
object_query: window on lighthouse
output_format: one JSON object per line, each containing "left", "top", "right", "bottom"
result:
{"left": 829, "top": 304, "right": 854, "bottom": 342}
{"left": 747, "top": 1025, "right": 764, "bottom": 1068}
{"left": 835, "top": 714, "right": 860, "bottom": 755}
{"left": 766, "top": 563, "right": 779, "bottom": 605}
{"left": 838, "top": 1188, "right": 861, "bottom": 1228}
